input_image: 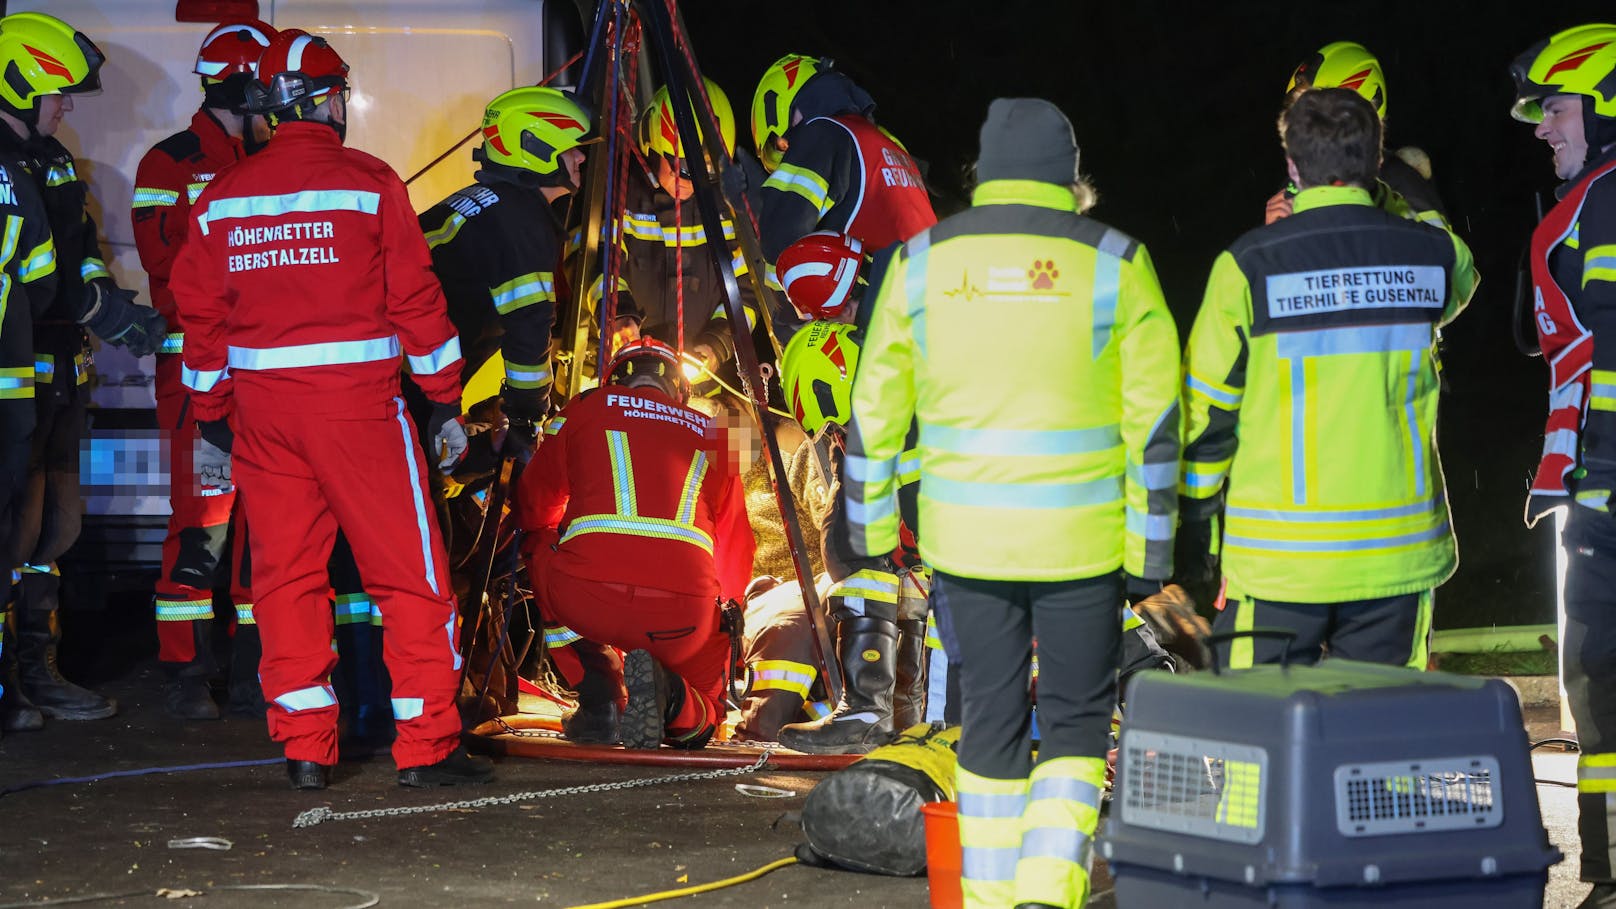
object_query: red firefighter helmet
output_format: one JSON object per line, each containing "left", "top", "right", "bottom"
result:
{"left": 776, "top": 231, "right": 866, "bottom": 320}
{"left": 604, "top": 338, "right": 690, "bottom": 401}
{"left": 194, "top": 19, "right": 276, "bottom": 78}
{"left": 244, "top": 28, "right": 348, "bottom": 115}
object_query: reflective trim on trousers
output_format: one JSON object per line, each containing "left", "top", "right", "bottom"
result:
{"left": 393, "top": 397, "right": 441, "bottom": 597}
{"left": 962, "top": 846, "right": 1020, "bottom": 884}
{"left": 155, "top": 597, "right": 214, "bottom": 621}
{"left": 545, "top": 626, "right": 583, "bottom": 647}
{"left": 1019, "top": 825, "right": 1092, "bottom": 865}
{"left": 391, "top": 697, "right": 425, "bottom": 721}
{"left": 274, "top": 684, "right": 337, "bottom": 712}
{"left": 1580, "top": 754, "right": 1616, "bottom": 793}
{"left": 959, "top": 790, "right": 1029, "bottom": 819}
{"left": 751, "top": 660, "right": 815, "bottom": 699}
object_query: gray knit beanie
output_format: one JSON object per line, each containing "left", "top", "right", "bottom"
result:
{"left": 976, "top": 98, "right": 1080, "bottom": 185}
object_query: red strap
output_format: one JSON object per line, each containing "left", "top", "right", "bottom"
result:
{"left": 1525, "top": 158, "right": 1616, "bottom": 524}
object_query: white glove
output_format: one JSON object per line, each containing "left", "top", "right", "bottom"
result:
{"left": 428, "top": 402, "right": 468, "bottom": 473}
{"left": 195, "top": 436, "right": 233, "bottom": 497}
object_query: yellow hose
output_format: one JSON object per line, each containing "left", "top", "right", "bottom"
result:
{"left": 563, "top": 855, "right": 800, "bottom": 909}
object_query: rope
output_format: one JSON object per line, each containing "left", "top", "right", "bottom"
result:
{"left": 563, "top": 856, "right": 799, "bottom": 909}
{"left": 608, "top": 9, "right": 642, "bottom": 359}
{"left": 402, "top": 49, "right": 584, "bottom": 187}
{"left": 0, "top": 758, "right": 281, "bottom": 798}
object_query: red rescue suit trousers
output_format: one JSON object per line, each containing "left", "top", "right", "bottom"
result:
{"left": 539, "top": 560, "right": 727, "bottom": 741}
{"left": 233, "top": 397, "right": 461, "bottom": 768}
{"left": 155, "top": 354, "right": 252, "bottom": 668}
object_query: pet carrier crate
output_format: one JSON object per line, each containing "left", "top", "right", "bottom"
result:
{"left": 1099, "top": 649, "right": 1560, "bottom": 907}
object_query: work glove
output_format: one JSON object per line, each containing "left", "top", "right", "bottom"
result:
{"left": 1130, "top": 583, "right": 1210, "bottom": 646}
{"left": 1173, "top": 511, "right": 1220, "bottom": 609}
{"left": 427, "top": 401, "right": 468, "bottom": 473}
{"left": 81, "top": 283, "right": 167, "bottom": 358}
{"left": 500, "top": 386, "right": 548, "bottom": 459}
{"left": 194, "top": 434, "right": 233, "bottom": 498}
{"left": 197, "top": 418, "right": 234, "bottom": 455}
{"left": 720, "top": 147, "right": 765, "bottom": 213}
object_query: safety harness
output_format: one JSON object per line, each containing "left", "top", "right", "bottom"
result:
{"left": 1526, "top": 157, "right": 1616, "bottom": 525}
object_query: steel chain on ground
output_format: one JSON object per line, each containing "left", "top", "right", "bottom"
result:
{"left": 291, "top": 749, "right": 776, "bottom": 828}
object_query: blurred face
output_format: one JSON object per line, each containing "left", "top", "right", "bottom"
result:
{"left": 1536, "top": 95, "right": 1589, "bottom": 181}
{"left": 249, "top": 113, "right": 273, "bottom": 145}
{"left": 561, "top": 146, "right": 585, "bottom": 191}
{"left": 656, "top": 153, "right": 693, "bottom": 200}
{"left": 36, "top": 94, "right": 71, "bottom": 137}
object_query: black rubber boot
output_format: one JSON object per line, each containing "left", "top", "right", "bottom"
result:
{"left": 560, "top": 655, "right": 624, "bottom": 744}
{"left": 1580, "top": 883, "right": 1616, "bottom": 908}
{"left": 227, "top": 623, "right": 267, "bottom": 717}
{"left": 397, "top": 745, "right": 494, "bottom": 787}
{"left": 777, "top": 614, "right": 898, "bottom": 754}
{"left": 286, "top": 760, "right": 332, "bottom": 790}
{"left": 621, "top": 649, "right": 668, "bottom": 750}
{"left": 561, "top": 701, "right": 622, "bottom": 744}
{"left": 165, "top": 676, "right": 220, "bottom": 721}
{"left": 1, "top": 611, "right": 45, "bottom": 732}
{"left": 892, "top": 618, "right": 929, "bottom": 732}
{"left": 164, "top": 618, "right": 220, "bottom": 721}
{"left": 14, "top": 594, "right": 116, "bottom": 721}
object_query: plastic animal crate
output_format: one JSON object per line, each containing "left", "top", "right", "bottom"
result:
{"left": 1098, "top": 660, "right": 1561, "bottom": 907}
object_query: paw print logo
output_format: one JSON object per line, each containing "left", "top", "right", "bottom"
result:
{"left": 1028, "top": 259, "right": 1059, "bottom": 290}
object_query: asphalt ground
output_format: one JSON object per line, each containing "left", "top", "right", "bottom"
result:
{"left": 0, "top": 606, "right": 1594, "bottom": 908}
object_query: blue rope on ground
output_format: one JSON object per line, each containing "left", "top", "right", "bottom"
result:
{"left": 0, "top": 758, "right": 281, "bottom": 797}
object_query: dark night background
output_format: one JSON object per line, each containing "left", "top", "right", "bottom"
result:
{"left": 678, "top": 0, "right": 1616, "bottom": 630}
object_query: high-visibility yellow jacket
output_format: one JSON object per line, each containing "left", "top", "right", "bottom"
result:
{"left": 1182, "top": 185, "right": 1480, "bottom": 602}
{"left": 843, "top": 179, "right": 1181, "bottom": 582}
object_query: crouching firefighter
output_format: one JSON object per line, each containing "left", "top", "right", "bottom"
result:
{"left": 517, "top": 340, "right": 754, "bottom": 749}
{"left": 772, "top": 319, "right": 928, "bottom": 754}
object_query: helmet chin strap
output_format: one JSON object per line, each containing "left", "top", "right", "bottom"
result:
{"left": 1586, "top": 105, "right": 1616, "bottom": 156}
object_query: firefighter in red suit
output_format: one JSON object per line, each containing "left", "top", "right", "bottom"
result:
{"left": 132, "top": 19, "right": 276, "bottom": 721}
{"left": 170, "top": 29, "right": 492, "bottom": 790}
{"left": 750, "top": 55, "right": 936, "bottom": 333}
{"left": 519, "top": 340, "right": 754, "bottom": 749}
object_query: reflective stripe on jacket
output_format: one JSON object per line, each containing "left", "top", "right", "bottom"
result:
{"left": 1182, "top": 185, "right": 1479, "bottom": 601}
{"left": 845, "top": 179, "right": 1181, "bottom": 582}
{"left": 170, "top": 122, "right": 462, "bottom": 419}
{"left": 517, "top": 384, "right": 755, "bottom": 600}
{"left": 132, "top": 109, "right": 246, "bottom": 333}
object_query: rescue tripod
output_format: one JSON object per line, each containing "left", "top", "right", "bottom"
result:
{"left": 455, "top": 0, "right": 843, "bottom": 735}
{"left": 555, "top": 0, "right": 842, "bottom": 703}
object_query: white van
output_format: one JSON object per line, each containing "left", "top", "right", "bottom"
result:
{"left": 9, "top": 0, "right": 585, "bottom": 590}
